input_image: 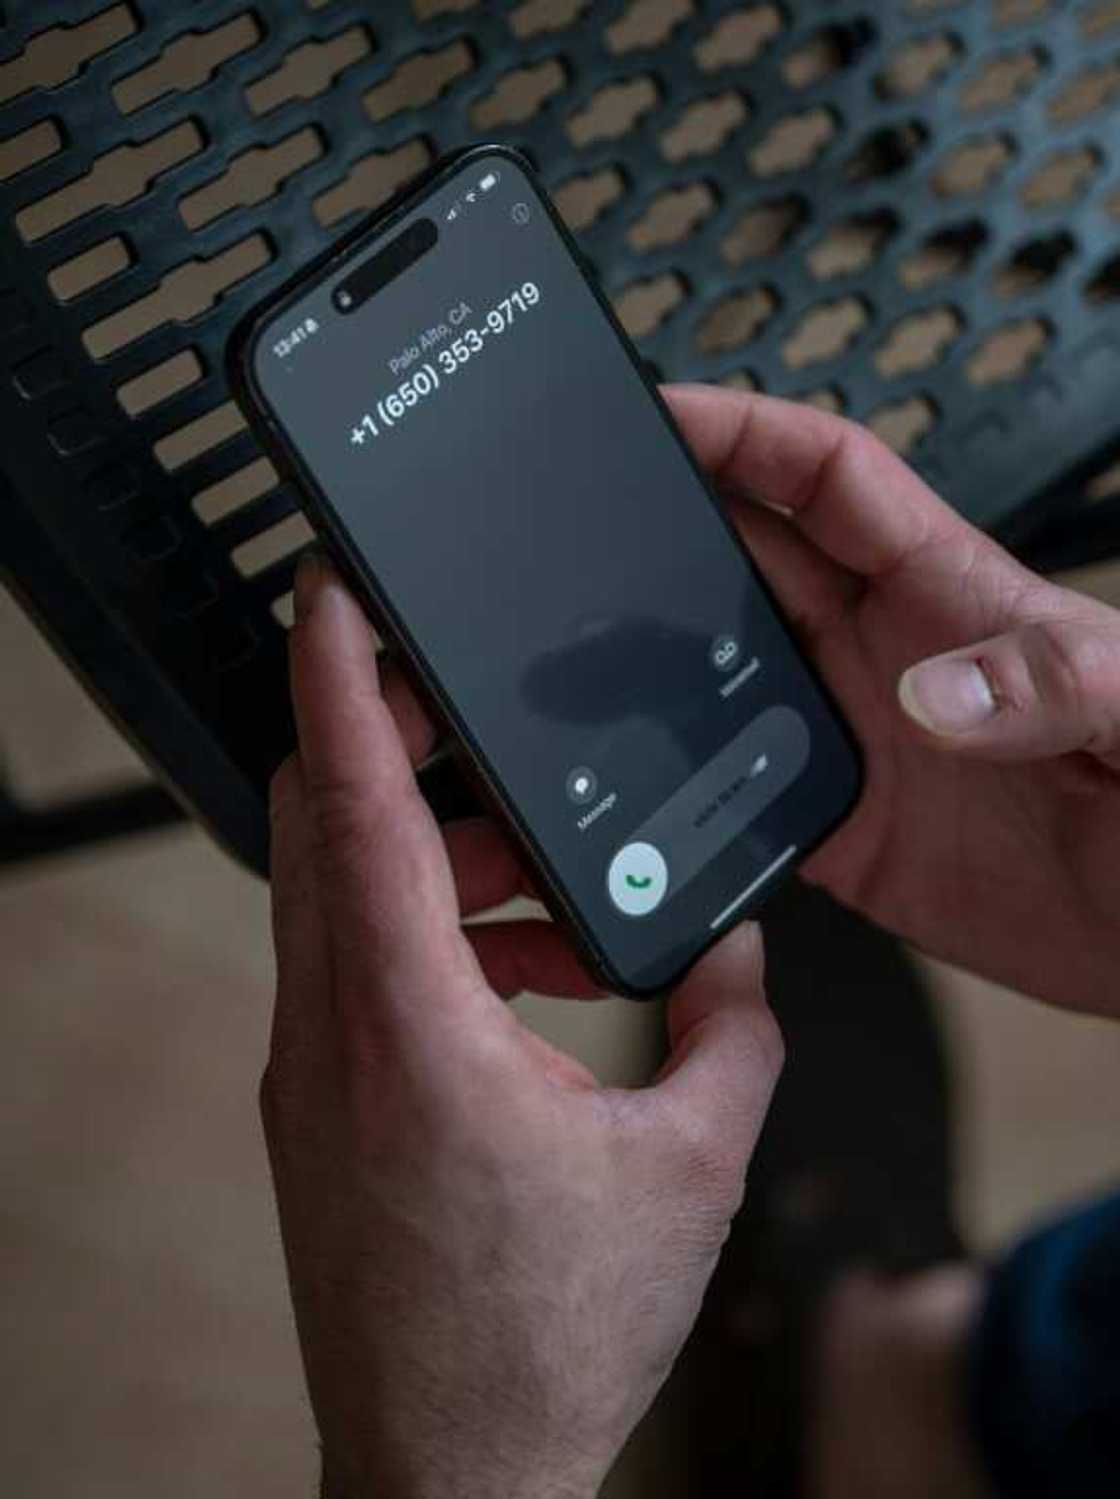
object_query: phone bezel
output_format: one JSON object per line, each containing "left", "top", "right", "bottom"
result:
{"left": 228, "top": 142, "right": 863, "bottom": 998}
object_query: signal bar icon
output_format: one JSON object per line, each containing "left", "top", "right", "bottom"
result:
{"left": 479, "top": 171, "right": 499, "bottom": 192}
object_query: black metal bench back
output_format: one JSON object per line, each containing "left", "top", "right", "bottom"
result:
{"left": 2, "top": 0, "right": 1119, "bottom": 871}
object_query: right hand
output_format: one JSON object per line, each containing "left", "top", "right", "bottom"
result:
{"left": 662, "top": 385, "right": 1120, "bottom": 1016}
{"left": 265, "top": 559, "right": 782, "bottom": 1499}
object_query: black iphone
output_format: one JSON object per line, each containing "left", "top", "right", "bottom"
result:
{"left": 230, "top": 144, "right": 861, "bottom": 998}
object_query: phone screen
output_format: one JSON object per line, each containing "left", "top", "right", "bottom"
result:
{"left": 247, "top": 148, "right": 859, "bottom": 993}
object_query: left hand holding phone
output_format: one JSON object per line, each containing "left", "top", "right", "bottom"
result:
{"left": 264, "top": 555, "right": 783, "bottom": 1499}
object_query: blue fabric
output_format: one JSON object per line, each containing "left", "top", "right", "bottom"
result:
{"left": 969, "top": 1191, "right": 1120, "bottom": 1497}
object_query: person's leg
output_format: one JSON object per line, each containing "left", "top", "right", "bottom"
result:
{"left": 810, "top": 1264, "right": 991, "bottom": 1499}
{"left": 970, "top": 1192, "right": 1120, "bottom": 1497}
{"left": 811, "top": 1191, "right": 1120, "bottom": 1499}
{"left": 679, "top": 883, "right": 963, "bottom": 1497}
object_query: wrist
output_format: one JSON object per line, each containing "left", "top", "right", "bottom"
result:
{"left": 322, "top": 1472, "right": 602, "bottom": 1499}
{"left": 320, "top": 1449, "right": 607, "bottom": 1499}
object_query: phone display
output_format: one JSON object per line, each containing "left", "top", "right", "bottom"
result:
{"left": 234, "top": 147, "right": 861, "bottom": 995}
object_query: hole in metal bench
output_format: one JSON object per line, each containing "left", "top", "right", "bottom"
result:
{"left": 16, "top": 120, "right": 206, "bottom": 243}
{"left": 876, "top": 33, "right": 961, "bottom": 101}
{"left": 783, "top": 21, "right": 875, "bottom": 91}
{"left": 553, "top": 166, "right": 626, "bottom": 230}
{"left": 113, "top": 13, "right": 262, "bottom": 115}
{"left": 806, "top": 210, "right": 898, "bottom": 280}
{"left": 231, "top": 511, "right": 314, "bottom": 577}
{"left": 364, "top": 40, "right": 475, "bottom": 123}
{"left": 117, "top": 348, "right": 205, "bottom": 417}
{"left": 470, "top": 59, "right": 567, "bottom": 129}
{"left": 509, "top": 0, "right": 589, "bottom": 39}
{"left": 48, "top": 236, "right": 134, "bottom": 302}
{"left": 781, "top": 297, "right": 869, "bottom": 370}
{"left": 0, "top": 4, "right": 137, "bottom": 105}
{"left": 192, "top": 456, "right": 280, "bottom": 525}
{"left": 82, "top": 233, "right": 273, "bottom": 359}
{"left": 154, "top": 399, "right": 247, "bottom": 472}
{"left": 693, "top": 6, "right": 784, "bottom": 73}
{"left": 875, "top": 306, "right": 963, "bottom": 378}
{"left": 312, "top": 138, "right": 431, "bottom": 228}
{"left": 959, "top": 45, "right": 1046, "bottom": 114}
{"left": 749, "top": 107, "right": 837, "bottom": 177}
{"left": 569, "top": 76, "right": 661, "bottom": 147}
{"left": 695, "top": 285, "right": 778, "bottom": 353}
{"left": 1047, "top": 58, "right": 1120, "bottom": 124}
{"left": 179, "top": 126, "right": 325, "bottom": 231}
{"left": 613, "top": 273, "right": 687, "bottom": 337}
{"left": 993, "top": 230, "right": 1076, "bottom": 296}
{"left": 966, "top": 317, "right": 1051, "bottom": 385}
{"left": 867, "top": 395, "right": 938, "bottom": 455}
{"left": 662, "top": 90, "right": 748, "bottom": 162}
{"left": 607, "top": 0, "right": 694, "bottom": 55}
{"left": 931, "top": 132, "right": 1015, "bottom": 197}
{"left": 246, "top": 26, "right": 373, "bottom": 117}
{"left": 1019, "top": 144, "right": 1102, "bottom": 209}
{"left": 899, "top": 220, "right": 988, "bottom": 288}
{"left": 0, "top": 120, "right": 63, "bottom": 182}
{"left": 627, "top": 181, "right": 717, "bottom": 251}
{"left": 720, "top": 196, "right": 806, "bottom": 265}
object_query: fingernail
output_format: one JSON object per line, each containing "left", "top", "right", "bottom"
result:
{"left": 293, "top": 551, "right": 324, "bottom": 622}
{"left": 899, "top": 656, "right": 997, "bottom": 736}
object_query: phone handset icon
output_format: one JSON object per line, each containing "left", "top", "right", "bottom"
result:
{"left": 608, "top": 843, "right": 668, "bottom": 917}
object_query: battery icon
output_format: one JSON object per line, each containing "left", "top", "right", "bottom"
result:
{"left": 479, "top": 171, "right": 498, "bottom": 192}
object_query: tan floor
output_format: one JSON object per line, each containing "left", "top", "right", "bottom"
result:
{"left": 3, "top": 569, "right": 1120, "bottom": 1496}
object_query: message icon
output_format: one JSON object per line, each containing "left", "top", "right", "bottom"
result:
{"left": 566, "top": 767, "right": 598, "bottom": 806}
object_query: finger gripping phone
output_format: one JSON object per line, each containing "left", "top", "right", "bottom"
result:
{"left": 230, "top": 145, "right": 860, "bottom": 997}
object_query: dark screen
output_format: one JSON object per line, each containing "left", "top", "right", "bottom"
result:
{"left": 251, "top": 150, "right": 859, "bottom": 992}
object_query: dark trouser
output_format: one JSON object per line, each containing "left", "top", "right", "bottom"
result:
{"left": 970, "top": 1192, "right": 1120, "bottom": 1496}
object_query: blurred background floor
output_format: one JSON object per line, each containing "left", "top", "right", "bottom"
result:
{"left": 4, "top": 571, "right": 1120, "bottom": 1496}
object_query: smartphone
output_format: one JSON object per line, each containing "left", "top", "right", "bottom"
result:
{"left": 230, "top": 144, "right": 861, "bottom": 997}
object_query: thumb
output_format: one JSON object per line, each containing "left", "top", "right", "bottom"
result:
{"left": 651, "top": 924, "right": 783, "bottom": 1158}
{"left": 898, "top": 608, "right": 1120, "bottom": 763}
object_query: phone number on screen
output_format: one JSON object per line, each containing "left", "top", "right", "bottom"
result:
{"left": 347, "top": 282, "right": 542, "bottom": 448}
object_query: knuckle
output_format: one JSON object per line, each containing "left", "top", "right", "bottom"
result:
{"left": 837, "top": 414, "right": 883, "bottom": 467}
{"left": 1023, "top": 619, "right": 1102, "bottom": 715}
{"left": 305, "top": 773, "right": 378, "bottom": 874}
{"left": 747, "top": 1004, "right": 786, "bottom": 1089}
{"left": 670, "top": 1107, "right": 749, "bottom": 1207}
{"left": 830, "top": 418, "right": 892, "bottom": 494}
{"left": 792, "top": 426, "right": 850, "bottom": 518}
{"left": 667, "top": 1017, "right": 783, "bottom": 1209}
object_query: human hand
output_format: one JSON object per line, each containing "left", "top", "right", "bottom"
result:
{"left": 666, "top": 384, "right": 1120, "bottom": 1015}
{"left": 263, "top": 557, "right": 782, "bottom": 1499}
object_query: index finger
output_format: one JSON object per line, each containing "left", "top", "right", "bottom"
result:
{"left": 287, "top": 555, "right": 471, "bottom": 1008}
{"left": 663, "top": 384, "right": 962, "bottom": 580}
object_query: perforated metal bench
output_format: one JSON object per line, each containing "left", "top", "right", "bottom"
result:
{"left": 2, "top": 0, "right": 1119, "bottom": 870}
